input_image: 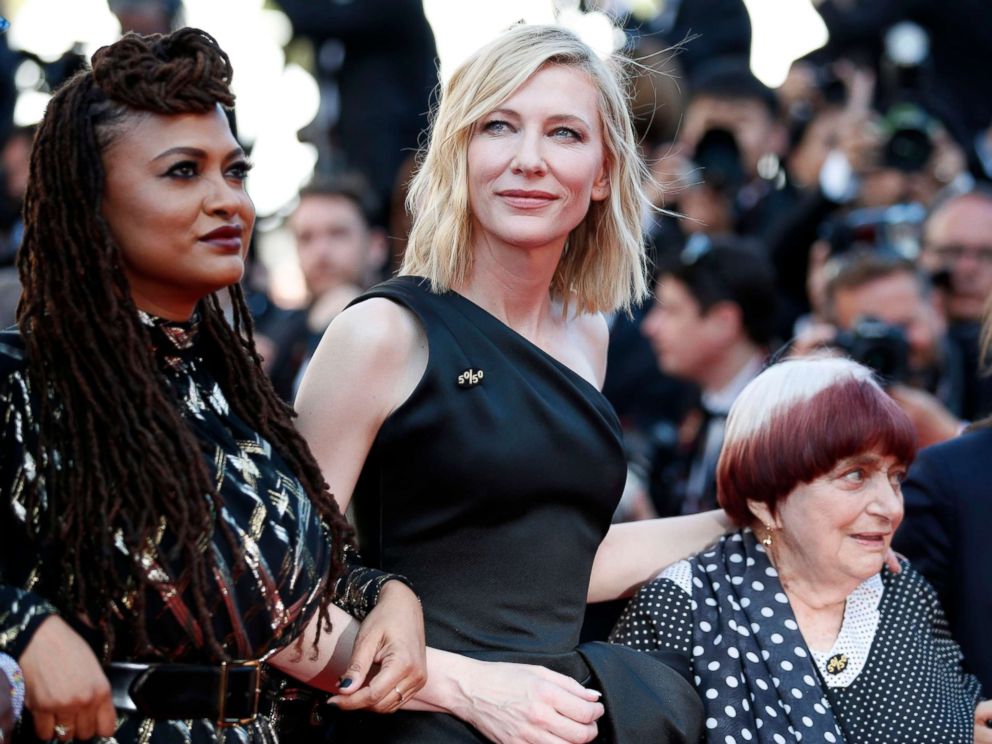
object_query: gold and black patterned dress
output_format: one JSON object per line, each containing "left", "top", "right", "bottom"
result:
{"left": 0, "top": 313, "right": 379, "bottom": 743}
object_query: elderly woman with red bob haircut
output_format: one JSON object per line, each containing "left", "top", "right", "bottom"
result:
{"left": 612, "top": 356, "right": 991, "bottom": 743}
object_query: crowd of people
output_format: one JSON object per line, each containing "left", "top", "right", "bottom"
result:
{"left": 0, "top": 0, "right": 990, "bottom": 742}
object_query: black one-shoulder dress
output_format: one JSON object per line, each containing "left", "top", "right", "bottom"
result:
{"left": 336, "top": 277, "right": 702, "bottom": 743}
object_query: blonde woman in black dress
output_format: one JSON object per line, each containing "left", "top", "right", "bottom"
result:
{"left": 296, "top": 23, "right": 738, "bottom": 744}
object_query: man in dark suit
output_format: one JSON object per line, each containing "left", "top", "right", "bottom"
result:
{"left": 258, "top": 175, "right": 386, "bottom": 401}
{"left": 893, "top": 424, "right": 992, "bottom": 691}
{"left": 640, "top": 237, "right": 778, "bottom": 516}
{"left": 919, "top": 189, "right": 992, "bottom": 421}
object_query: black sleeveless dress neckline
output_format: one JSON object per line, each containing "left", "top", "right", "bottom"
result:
{"left": 351, "top": 275, "right": 624, "bottom": 654}
{"left": 442, "top": 285, "right": 606, "bottom": 396}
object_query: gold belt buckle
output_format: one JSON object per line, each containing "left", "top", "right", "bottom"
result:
{"left": 216, "top": 660, "right": 262, "bottom": 728}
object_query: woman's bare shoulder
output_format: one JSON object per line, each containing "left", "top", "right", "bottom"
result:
{"left": 327, "top": 297, "right": 423, "bottom": 352}
{"left": 297, "top": 297, "right": 427, "bottom": 417}
{"left": 567, "top": 310, "right": 610, "bottom": 387}
{"left": 570, "top": 310, "right": 609, "bottom": 346}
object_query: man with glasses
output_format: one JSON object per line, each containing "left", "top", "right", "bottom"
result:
{"left": 920, "top": 189, "right": 992, "bottom": 420}
{"left": 921, "top": 189, "right": 992, "bottom": 323}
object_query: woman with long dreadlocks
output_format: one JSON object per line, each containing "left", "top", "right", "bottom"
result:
{"left": 0, "top": 28, "right": 426, "bottom": 743}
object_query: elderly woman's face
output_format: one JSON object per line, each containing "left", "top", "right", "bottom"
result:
{"left": 467, "top": 63, "right": 610, "bottom": 254}
{"left": 769, "top": 449, "right": 905, "bottom": 587}
{"left": 100, "top": 105, "right": 254, "bottom": 319}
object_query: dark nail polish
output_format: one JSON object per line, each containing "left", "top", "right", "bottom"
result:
{"left": 339, "top": 677, "right": 353, "bottom": 689}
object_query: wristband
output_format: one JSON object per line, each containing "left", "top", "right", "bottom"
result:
{"left": 333, "top": 566, "right": 417, "bottom": 620}
{"left": 330, "top": 542, "right": 418, "bottom": 620}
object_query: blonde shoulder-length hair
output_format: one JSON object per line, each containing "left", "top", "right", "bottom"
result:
{"left": 401, "top": 24, "right": 650, "bottom": 315}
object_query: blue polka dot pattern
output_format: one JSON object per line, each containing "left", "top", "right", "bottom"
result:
{"left": 611, "top": 529, "right": 983, "bottom": 743}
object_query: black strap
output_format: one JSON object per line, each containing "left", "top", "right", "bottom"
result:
{"left": 107, "top": 661, "right": 263, "bottom": 725}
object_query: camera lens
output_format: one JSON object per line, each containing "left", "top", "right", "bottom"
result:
{"left": 884, "top": 127, "right": 933, "bottom": 172}
{"left": 692, "top": 128, "right": 745, "bottom": 192}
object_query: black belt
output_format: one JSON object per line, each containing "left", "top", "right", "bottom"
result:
{"left": 107, "top": 661, "right": 265, "bottom": 727}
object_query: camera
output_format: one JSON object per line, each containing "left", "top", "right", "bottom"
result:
{"left": 881, "top": 103, "right": 935, "bottom": 173}
{"left": 821, "top": 203, "right": 926, "bottom": 260}
{"left": 691, "top": 128, "right": 745, "bottom": 193}
{"left": 834, "top": 316, "right": 909, "bottom": 384}
{"left": 878, "top": 23, "right": 938, "bottom": 173}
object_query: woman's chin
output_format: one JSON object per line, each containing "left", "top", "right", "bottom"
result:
{"left": 845, "top": 554, "right": 887, "bottom": 582}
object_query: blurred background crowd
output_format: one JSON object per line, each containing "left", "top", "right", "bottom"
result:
{"left": 0, "top": 0, "right": 990, "bottom": 541}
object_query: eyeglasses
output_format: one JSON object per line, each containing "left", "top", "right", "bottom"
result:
{"left": 926, "top": 243, "right": 992, "bottom": 266}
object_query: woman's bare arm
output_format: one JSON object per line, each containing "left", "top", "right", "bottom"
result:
{"left": 587, "top": 511, "right": 731, "bottom": 602}
{"left": 294, "top": 298, "right": 427, "bottom": 513}
{"left": 270, "top": 602, "right": 603, "bottom": 743}
{"left": 268, "top": 581, "right": 426, "bottom": 714}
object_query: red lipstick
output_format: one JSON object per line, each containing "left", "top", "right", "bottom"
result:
{"left": 200, "top": 225, "right": 243, "bottom": 251}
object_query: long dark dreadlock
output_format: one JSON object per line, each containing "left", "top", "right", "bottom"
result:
{"left": 16, "top": 28, "right": 354, "bottom": 660}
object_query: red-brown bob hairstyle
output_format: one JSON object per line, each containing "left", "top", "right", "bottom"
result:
{"left": 717, "top": 356, "right": 917, "bottom": 526}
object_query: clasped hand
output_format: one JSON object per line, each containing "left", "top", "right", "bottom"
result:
{"left": 451, "top": 660, "right": 604, "bottom": 744}
{"left": 325, "top": 581, "right": 428, "bottom": 713}
{"left": 18, "top": 615, "right": 116, "bottom": 741}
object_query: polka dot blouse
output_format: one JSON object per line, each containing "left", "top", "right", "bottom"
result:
{"left": 611, "top": 536, "right": 983, "bottom": 743}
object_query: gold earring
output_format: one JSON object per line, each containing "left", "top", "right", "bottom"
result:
{"left": 761, "top": 523, "right": 774, "bottom": 548}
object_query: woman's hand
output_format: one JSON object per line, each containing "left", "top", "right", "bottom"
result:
{"left": 884, "top": 549, "right": 902, "bottom": 574}
{"left": 19, "top": 616, "right": 116, "bottom": 741}
{"left": 328, "top": 581, "right": 427, "bottom": 713}
{"left": 974, "top": 699, "right": 992, "bottom": 743}
{"left": 443, "top": 659, "right": 604, "bottom": 744}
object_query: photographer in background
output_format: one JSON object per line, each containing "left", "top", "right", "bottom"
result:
{"left": 673, "top": 59, "right": 794, "bottom": 241}
{"left": 771, "top": 58, "right": 967, "bottom": 334}
{"left": 922, "top": 189, "right": 992, "bottom": 324}
{"left": 810, "top": 0, "right": 992, "bottom": 148}
{"left": 258, "top": 175, "right": 387, "bottom": 401}
{"left": 640, "top": 237, "right": 778, "bottom": 517}
{"left": 919, "top": 189, "right": 992, "bottom": 420}
{"left": 798, "top": 250, "right": 964, "bottom": 446}
{"left": 274, "top": 0, "right": 437, "bottom": 222}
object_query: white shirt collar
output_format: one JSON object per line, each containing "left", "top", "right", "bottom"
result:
{"left": 701, "top": 353, "right": 764, "bottom": 415}
{"left": 809, "top": 573, "right": 884, "bottom": 688}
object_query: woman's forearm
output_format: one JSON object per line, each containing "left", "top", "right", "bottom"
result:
{"left": 273, "top": 612, "right": 606, "bottom": 743}
{"left": 406, "top": 649, "right": 607, "bottom": 744}
{"left": 268, "top": 602, "right": 469, "bottom": 712}
{"left": 587, "top": 509, "right": 730, "bottom": 602}
{"left": 403, "top": 648, "right": 475, "bottom": 714}
{"left": 267, "top": 603, "right": 361, "bottom": 691}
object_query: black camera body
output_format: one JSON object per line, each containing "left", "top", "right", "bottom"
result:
{"left": 692, "top": 127, "right": 745, "bottom": 193}
{"left": 834, "top": 317, "right": 910, "bottom": 384}
{"left": 881, "top": 103, "right": 935, "bottom": 173}
{"left": 822, "top": 203, "right": 926, "bottom": 260}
